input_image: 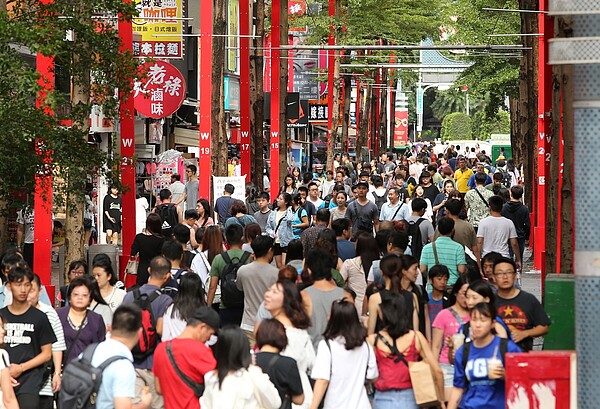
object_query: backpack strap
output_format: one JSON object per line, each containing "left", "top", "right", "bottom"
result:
{"left": 166, "top": 341, "right": 205, "bottom": 397}
{"left": 173, "top": 268, "right": 187, "bottom": 282}
{"left": 375, "top": 333, "right": 405, "bottom": 364}
{"left": 499, "top": 338, "right": 509, "bottom": 365}
{"left": 82, "top": 343, "right": 128, "bottom": 370}
{"left": 221, "top": 251, "right": 231, "bottom": 265}
{"left": 239, "top": 251, "right": 251, "bottom": 265}
{"left": 265, "top": 354, "right": 280, "bottom": 373}
{"left": 461, "top": 341, "right": 471, "bottom": 370}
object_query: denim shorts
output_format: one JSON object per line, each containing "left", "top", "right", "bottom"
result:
{"left": 440, "top": 362, "right": 455, "bottom": 388}
{"left": 373, "top": 388, "right": 417, "bottom": 409}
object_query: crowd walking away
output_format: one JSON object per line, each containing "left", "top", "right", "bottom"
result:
{"left": 0, "top": 142, "right": 549, "bottom": 409}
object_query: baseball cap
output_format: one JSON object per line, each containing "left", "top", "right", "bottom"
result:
{"left": 190, "top": 306, "right": 220, "bottom": 330}
{"left": 355, "top": 180, "right": 369, "bottom": 188}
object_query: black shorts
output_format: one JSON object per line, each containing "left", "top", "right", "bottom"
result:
{"left": 273, "top": 243, "right": 287, "bottom": 256}
{"left": 103, "top": 218, "right": 121, "bottom": 233}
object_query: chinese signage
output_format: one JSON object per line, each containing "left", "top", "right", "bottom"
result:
{"left": 394, "top": 110, "right": 409, "bottom": 147}
{"left": 308, "top": 104, "right": 328, "bottom": 122}
{"left": 134, "top": 61, "right": 186, "bottom": 118}
{"left": 133, "top": 0, "right": 183, "bottom": 59}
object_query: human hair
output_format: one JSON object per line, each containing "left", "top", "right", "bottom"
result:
{"left": 296, "top": 186, "right": 308, "bottom": 197}
{"left": 400, "top": 254, "right": 418, "bottom": 275}
{"left": 285, "top": 239, "right": 303, "bottom": 262}
{"left": 250, "top": 234, "right": 274, "bottom": 258}
{"left": 323, "top": 300, "right": 367, "bottom": 350}
{"left": 375, "top": 229, "right": 392, "bottom": 254}
{"left": 7, "top": 265, "right": 33, "bottom": 283}
{"left": 224, "top": 183, "right": 235, "bottom": 194}
{"left": 68, "top": 259, "right": 88, "bottom": 275}
{"left": 444, "top": 198, "right": 463, "bottom": 216}
{"left": 284, "top": 174, "right": 295, "bottom": 187}
{"left": 428, "top": 264, "right": 450, "bottom": 281}
{"left": 159, "top": 188, "right": 172, "bottom": 201}
{"left": 488, "top": 195, "right": 504, "bottom": 212}
{"left": 162, "top": 239, "right": 183, "bottom": 262}
{"left": 278, "top": 266, "right": 298, "bottom": 282}
{"left": 371, "top": 174, "right": 383, "bottom": 187}
{"left": 331, "top": 218, "right": 351, "bottom": 237}
{"left": 449, "top": 274, "right": 470, "bottom": 306}
{"left": 171, "top": 273, "right": 206, "bottom": 321}
{"left": 279, "top": 192, "right": 293, "bottom": 208}
{"left": 256, "top": 318, "right": 288, "bottom": 351}
{"left": 313, "top": 238, "right": 338, "bottom": 273}
{"left": 388, "top": 230, "right": 409, "bottom": 252}
{"left": 380, "top": 295, "right": 411, "bottom": 339}
{"left": 225, "top": 223, "right": 244, "bottom": 246}
{"left": 481, "top": 251, "right": 502, "bottom": 268}
{"left": 467, "top": 280, "right": 496, "bottom": 305}
{"left": 230, "top": 200, "right": 247, "bottom": 215}
{"left": 302, "top": 172, "right": 313, "bottom": 184}
{"left": 171, "top": 174, "right": 181, "bottom": 181}
{"left": 506, "top": 158, "right": 516, "bottom": 172}
{"left": 202, "top": 225, "right": 225, "bottom": 264}
{"left": 243, "top": 223, "right": 261, "bottom": 244}
{"left": 31, "top": 272, "right": 42, "bottom": 288}
{"left": 258, "top": 192, "right": 270, "bottom": 201}
{"left": 410, "top": 197, "right": 427, "bottom": 212}
{"left": 316, "top": 228, "right": 338, "bottom": 258}
{"left": 493, "top": 172, "right": 504, "bottom": 182}
{"left": 145, "top": 213, "right": 163, "bottom": 236}
{"left": 277, "top": 280, "right": 310, "bottom": 329}
{"left": 304, "top": 248, "right": 333, "bottom": 281}
{"left": 470, "top": 301, "right": 497, "bottom": 322}
{"left": 475, "top": 172, "right": 487, "bottom": 185}
{"left": 379, "top": 254, "right": 402, "bottom": 293}
{"left": 510, "top": 184, "right": 523, "bottom": 200}
{"left": 394, "top": 173, "right": 405, "bottom": 181}
{"left": 437, "top": 217, "right": 455, "bottom": 236}
{"left": 173, "top": 223, "right": 191, "bottom": 245}
{"left": 197, "top": 198, "right": 212, "bottom": 218}
{"left": 443, "top": 179, "right": 455, "bottom": 190}
{"left": 214, "top": 326, "right": 251, "bottom": 388}
{"left": 149, "top": 256, "right": 172, "bottom": 279}
{"left": 493, "top": 256, "right": 518, "bottom": 274}
{"left": 195, "top": 228, "right": 205, "bottom": 244}
{"left": 111, "top": 304, "right": 142, "bottom": 337}
{"left": 307, "top": 181, "right": 318, "bottom": 191}
{"left": 355, "top": 233, "right": 380, "bottom": 279}
{"left": 316, "top": 208, "right": 330, "bottom": 223}
{"left": 187, "top": 164, "right": 197, "bottom": 174}
{"left": 184, "top": 209, "right": 199, "bottom": 220}
{"left": 92, "top": 253, "right": 117, "bottom": 286}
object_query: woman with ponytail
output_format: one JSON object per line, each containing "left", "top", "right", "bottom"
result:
{"left": 367, "top": 254, "right": 419, "bottom": 335}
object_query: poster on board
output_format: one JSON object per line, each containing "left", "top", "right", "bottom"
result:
{"left": 212, "top": 175, "right": 246, "bottom": 208}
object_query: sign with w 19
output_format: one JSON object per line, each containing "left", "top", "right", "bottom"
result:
{"left": 134, "top": 61, "right": 186, "bottom": 119}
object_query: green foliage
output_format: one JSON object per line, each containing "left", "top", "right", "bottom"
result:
{"left": 472, "top": 110, "right": 510, "bottom": 140}
{"left": 441, "top": 112, "right": 472, "bottom": 141}
{"left": 431, "top": 89, "right": 467, "bottom": 121}
{"left": 0, "top": 0, "right": 138, "bottom": 203}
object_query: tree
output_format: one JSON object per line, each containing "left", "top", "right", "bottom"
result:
{"left": 250, "top": 0, "right": 265, "bottom": 191}
{"left": 441, "top": 112, "right": 472, "bottom": 141}
{"left": 430, "top": 89, "right": 468, "bottom": 121}
{"left": 472, "top": 110, "right": 510, "bottom": 140}
{"left": 212, "top": 0, "right": 228, "bottom": 179}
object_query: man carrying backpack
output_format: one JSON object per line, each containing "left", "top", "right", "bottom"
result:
{"left": 402, "top": 198, "right": 434, "bottom": 263}
{"left": 154, "top": 189, "right": 182, "bottom": 238}
{"left": 207, "top": 224, "right": 251, "bottom": 326}
{"left": 122, "top": 256, "right": 173, "bottom": 409}
{"left": 366, "top": 174, "right": 388, "bottom": 211}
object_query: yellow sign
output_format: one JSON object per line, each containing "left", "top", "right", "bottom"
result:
{"left": 132, "top": 0, "right": 183, "bottom": 59}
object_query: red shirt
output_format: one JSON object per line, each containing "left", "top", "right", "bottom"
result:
{"left": 374, "top": 336, "right": 420, "bottom": 391}
{"left": 153, "top": 338, "right": 217, "bottom": 409}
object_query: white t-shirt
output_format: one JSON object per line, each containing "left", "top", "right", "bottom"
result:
{"left": 161, "top": 304, "right": 187, "bottom": 341}
{"left": 311, "top": 338, "right": 378, "bottom": 409}
{"left": 477, "top": 215, "right": 518, "bottom": 258}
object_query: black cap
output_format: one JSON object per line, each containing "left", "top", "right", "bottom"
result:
{"left": 190, "top": 306, "right": 220, "bottom": 330}
{"left": 355, "top": 180, "right": 369, "bottom": 188}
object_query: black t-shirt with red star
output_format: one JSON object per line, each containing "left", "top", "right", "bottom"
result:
{"left": 496, "top": 290, "right": 551, "bottom": 351}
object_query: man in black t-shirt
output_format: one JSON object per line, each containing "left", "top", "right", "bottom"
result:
{"left": 0, "top": 265, "right": 56, "bottom": 409}
{"left": 214, "top": 183, "right": 236, "bottom": 224}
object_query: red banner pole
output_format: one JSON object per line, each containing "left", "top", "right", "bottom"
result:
{"left": 239, "top": 0, "right": 251, "bottom": 183}
{"left": 118, "top": 4, "right": 136, "bottom": 282}
{"left": 198, "top": 0, "right": 212, "bottom": 200}
{"left": 326, "top": 0, "right": 335, "bottom": 171}
{"left": 270, "top": 0, "right": 281, "bottom": 196}
{"left": 34, "top": 0, "right": 54, "bottom": 287}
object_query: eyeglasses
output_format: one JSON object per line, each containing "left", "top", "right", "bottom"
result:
{"left": 494, "top": 271, "right": 516, "bottom": 277}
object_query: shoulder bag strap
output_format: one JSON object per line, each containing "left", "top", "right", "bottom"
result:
{"left": 64, "top": 310, "right": 89, "bottom": 363}
{"left": 432, "top": 241, "right": 440, "bottom": 265}
{"left": 274, "top": 212, "right": 286, "bottom": 234}
{"left": 448, "top": 308, "right": 465, "bottom": 326}
{"left": 166, "top": 341, "right": 205, "bottom": 397}
{"left": 391, "top": 203, "right": 403, "bottom": 220}
{"left": 375, "top": 332, "right": 405, "bottom": 364}
{"left": 474, "top": 187, "right": 489, "bottom": 207}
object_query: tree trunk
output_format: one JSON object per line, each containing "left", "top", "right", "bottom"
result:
{"left": 250, "top": 0, "right": 265, "bottom": 191}
{"left": 356, "top": 85, "right": 372, "bottom": 162}
{"left": 327, "top": 49, "right": 342, "bottom": 171}
{"left": 278, "top": 0, "right": 288, "bottom": 187}
{"left": 340, "top": 74, "right": 352, "bottom": 151}
{"left": 211, "top": 0, "right": 228, "bottom": 178}
{"left": 0, "top": 201, "right": 7, "bottom": 254}
{"left": 561, "top": 63, "right": 574, "bottom": 274}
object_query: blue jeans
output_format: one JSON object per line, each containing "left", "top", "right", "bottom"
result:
{"left": 373, "top": 389, "right": 418, "bottom": 409}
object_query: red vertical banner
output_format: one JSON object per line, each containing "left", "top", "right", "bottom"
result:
{"left": 198, "top": 0, "right": 212, "bottom": 200}
{"left": 326, "top": 0, "right": 335, "bottom": 171}
{"left": 270, "top": 0, "right": 281, "bottom": 196}
{"left": 393, "top": 110, "right": 408, "bottom": 148}
{"left": 34, "top": 0, "right": 54, "bottom": 286}
{"left": 118, "top": 3, "right": 136, "bottom": 280}
{"left": 535, "top": 0, "right": 553, "bottom": 272}
{"left": 239, "top": 0, "right": 250, "bottom": 182}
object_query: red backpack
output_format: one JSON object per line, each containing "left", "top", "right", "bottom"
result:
{"left": 130, "top": 288, "right": 161, "bottom": 361}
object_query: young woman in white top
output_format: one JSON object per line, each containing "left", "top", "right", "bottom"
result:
{"left": 202, "top": 326, "right": 281, "bottom": 409}
{"left": 91, "top": 255, "right": 126, "bottom": 314}
{"left": 162, "top": 273, "right": 207, "bottom": 341}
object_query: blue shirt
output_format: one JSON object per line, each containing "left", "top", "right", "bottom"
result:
{"left": 336, "top": 239, "right": 355, "bottom": 261}
{"left": 467, "top": 173, "right": 492, "bottom": 189}
{"left": 292, "top": 207, "right": 308, "bottom": 238}
{"left": 453, "top": 336, "right": 521, "bottom": 409}
{"left": 427, "top": 291, "right": 444, "bottom": 325}
{"left": 93, "top": 338, "right": 136, "bottom": 409}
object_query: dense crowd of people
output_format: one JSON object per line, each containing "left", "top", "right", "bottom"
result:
{"left": 0, "top": 143, "right": 551, "bottom": 409}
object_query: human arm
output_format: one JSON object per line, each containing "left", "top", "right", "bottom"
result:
{"left": 447, "top": 387, "right": 464, "bottom": 409}
{"left": 1, "top": 368, "right": 18, "bottom": 409}
{"left": 293, "top": 213, "right": 309, "bottom": 230}
{"left": 431, "top": 327, "right": 444, "bottom": 361}
{"left": 51, "top": 350, "right": 63, "bottom": 392}
{"left": 373, "top": 219, "right": 380, "bottom": 232}
{"left": 424, "top": 303, "right": 432, "bottom": 341}
{"left": 114, "top": 391, "right": 152, "bottom": 409}
{"left": 16, "top": 223, "right": 24, "bottom": 247}
{"left": 9, "top": 342, "right": 52, "bottom": 379}
{"left": 292, "top": 393, "right": 305, "bottom": 405}
{"left": 155, "top": 317, "right": 163, "bottom": 337}
{"left": 177, "top": 206, "right": 183, "bottom": 223}
{"left": 419, "top": 264, "right": 428, "bottom": 277}
{"left": 154, "top": 376, "right": 162, "bottom": 395}
{"left": 512, "top": 325, "right": 549, "bottom": 344}
{"left": 130, "top": 235, "right": 140, "bottom": 257}
{"left": 310, "top": 379, "right": 329, "bottom": 409}
{"left": 510, "top": 238, "right": 522, "bottom": 270}
{"left": 207, "top": 275, "right": 219, "bottom": 305}
{"left": 301, "top": 290, "right": 313, "bottom": 318}
{"left": 477, "top": 236, "right": 484, "bottom": 253}
{"left": 412, "top": 293, "right": 420, "bottom": 335}
{"left": 367, "top": 292, "right": 381, "bottom": 335}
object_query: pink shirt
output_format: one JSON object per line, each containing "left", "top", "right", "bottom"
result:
{"left": 432, "top": 308, "right": 470, "bottom": 364}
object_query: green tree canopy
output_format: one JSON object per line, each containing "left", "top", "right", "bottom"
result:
{"left": 441, "top": 112, "right": 472, "bottom": 141}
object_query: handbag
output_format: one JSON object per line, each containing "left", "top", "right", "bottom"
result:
{"left": 376, "top": 332, "right": 441, "bottom": 407}
{"left": 125, "top": 257, "right": 139, "bottom": 275}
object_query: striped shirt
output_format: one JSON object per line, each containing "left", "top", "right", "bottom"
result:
{"left": 38, "top": 302, "right": 66, "bottom": 397}
{"left": 419, "top": 236, "right": 467, "bottom": 286}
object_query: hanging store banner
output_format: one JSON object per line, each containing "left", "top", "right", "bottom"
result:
{"left": 132, "top": 0, "right": 184, "bottom": 59}
{"left": 134, "top": 60, "right": 186, "bottom": 118}
{"left": 394, "top": 110, "right": 409, "bottom": 147}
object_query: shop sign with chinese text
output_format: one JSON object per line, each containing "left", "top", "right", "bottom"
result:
{"left": 134, "top": 61, "right": 186, "bottom": 118}
{"left": 133, "top": 0, "right": 183, "bottom": 59}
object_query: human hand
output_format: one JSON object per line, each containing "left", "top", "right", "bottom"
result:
{"left": 140, "top": 386, "right": 152, "bottom": 408}
{"left": 52, "top": 372, "right": 62, "bottom": 392}
{"left": 8, "top": 364, "right": 22, "bottom": 378}
{"left": 10, "top": 377, "right": 19, "bottom": 387}
{"left": 510, "top": 329, "right": 528, "bottom": 344}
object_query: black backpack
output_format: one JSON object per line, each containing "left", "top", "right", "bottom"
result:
{"left": 402, "top": 218, "right": 426, "bottom": 261}
{"left": 59, "top": 343, "right": 128, "bottom": 409}
{"left": 372, "top": 189, "right": 389, "bottom": 211}
{"left": 130, "top": 289, "right": 162, "bottom": 362}
{"left": 497, "top": 168, "right": 512, "bottom": 188}
{"left": 156, "top": 203, "right": 179, "bottom": 237}
{"left": 219, "top": 251, "right": 251, "bottom": 308}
